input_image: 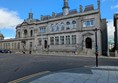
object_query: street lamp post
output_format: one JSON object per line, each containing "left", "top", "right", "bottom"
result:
{"left": 94, "top": 28, "right": 98, "bottom": 67}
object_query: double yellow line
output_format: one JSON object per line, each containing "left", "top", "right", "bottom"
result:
{"left": 8, "top": 71, "right": 50, "bottom": 83}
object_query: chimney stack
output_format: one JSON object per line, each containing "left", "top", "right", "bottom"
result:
{"left": 52, "top": 12, "right": 56, "bottom": 18}
{"left": 80, "top": 5, "right": 83, "bottom": 13}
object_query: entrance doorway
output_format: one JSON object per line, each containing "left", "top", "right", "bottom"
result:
{"left": 85, "top": 37, "right": 92, "bottom": 49}
{"left": 44, "top": 40, "right": 47, "bottom": 48}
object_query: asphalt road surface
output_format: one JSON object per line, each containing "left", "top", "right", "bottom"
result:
{"left": 0, "top": 53, "right": 118, "bottom": 83}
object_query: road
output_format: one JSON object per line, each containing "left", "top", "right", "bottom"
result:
{"left": 0, "top": 53, "right": 118, "bottom": 83}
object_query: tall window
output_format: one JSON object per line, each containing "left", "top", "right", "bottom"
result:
{"left": 38, "top": 39, "right": 42, "bottom": 46}
{"left": 40, "top": 27, "right": 46, "bottom": 33}
{"left": 50, "top": 37, "right": 54, "bottom": 45}
{"left": 83, "top": 19, "right": 95, "bottom": 27}
{"left": 56, "top": 24, "right": 59, "bottom": 32}
{"left": 24, "top": 30, "right": 27, "bottom": 35}
{"left": 14, "top": 43, "right": 16, "bottom": 49}
{"left": 66, "top": 35, "right": 70, "bottom": 45}
{"left": 61, "top": 22, "right": 64, "bottom": 30}
{"left": 12, "top": 43, "right": 14, "bottom": 47}
{"left": 72, "top": 35, "right": 76, "bottom": 44}
{"left": 30, "top": 30, "right": 33, "bottom": 37}
{"left": 18, "top": 43, "right": 20, "bottom": 49}
{"left": 24, "top": 29, "right": 28, "bottom": 37}
{"left": 51, "top": 24, "right": 54, "bottom": 32}
{"left": 30, "top": 42, "right": 32, "bottom": 49}
{"left": 72, "top": 20, "right": 77, "bottom": 29}
{"left": 55, "top": 36, "right": 59, "bottom": 45}
{"left": 66, "top": 22, "right": 70, "bottom": 30}
{"left": 60, "top": 36, "right": 64, "bottom": 45}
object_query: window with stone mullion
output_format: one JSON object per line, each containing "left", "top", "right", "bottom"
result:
{"left": 50, "top": 37, "right": 54, "bottom": 45}
{"left": 55, "top": 36, "right": 59, "bottom": 45}
{"left": 60, "top": 36, "right": 64, "bottom": 45}
{"left": 72, "top": 35, "right": 76, "bottom": 44}
{"left": 66, "top": 35, "right": 70, "bottom": 45}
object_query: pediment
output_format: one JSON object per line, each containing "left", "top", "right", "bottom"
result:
{"left": 82, "top": 32, "right": 94, "bottom": 36}
{"left": 21, "top": 22, "right": 29, "bottom": 26}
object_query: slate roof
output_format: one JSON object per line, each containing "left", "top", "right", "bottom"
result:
{"left": 68, "top": 9, "right": 78, "bottom": 15}
{"left": 84, "top": 5, "right": 94, "bottom": 12}
{"left": 55, "top": 12, "right": 63, "bottom": 18}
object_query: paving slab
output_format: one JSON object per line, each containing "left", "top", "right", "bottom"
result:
{"left": 12, "top": 66, "right": 118, "bottom": 83}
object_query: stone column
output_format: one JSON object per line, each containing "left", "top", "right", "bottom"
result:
{"left": 34, "top": 29, "right": 38, "bottom": 54}
{"left": 115, "top": 50, "right": 118, "bottom": 57}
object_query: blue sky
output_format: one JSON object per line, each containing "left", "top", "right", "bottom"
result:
{"left": 0, "top": 0, "right": 118, "bottom": 43}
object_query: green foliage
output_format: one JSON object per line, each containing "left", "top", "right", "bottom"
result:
{"left": 109, "top": 46, "right": 115, "bottom": 52}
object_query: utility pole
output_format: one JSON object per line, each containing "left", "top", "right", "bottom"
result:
{"left": 95, "top": 28, "right": 98, "bottom": 67}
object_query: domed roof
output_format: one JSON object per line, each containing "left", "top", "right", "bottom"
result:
{"left": 0, "top": 32, "right": 4, "bottom": 37}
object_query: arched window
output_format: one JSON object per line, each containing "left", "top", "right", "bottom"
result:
{"left": 72, "top": 20, "right": 77, "bottom": 29}
{"left": 56, "top": 23, "right": 59, "bottom": 31}
{"left": 24, "top": 30, "right": 27, "bottom": 36}
{"left": 61, "top": 22, "right": 64, "bottom": 30}
{"left": 51, "top": 24, "right": 54, "bottom": 32}
{"left": 30, "top": 30, "right": 33, "bottom": 37}
{"left": 18, "top": 32, "right": 20, "bottom": 38}
{"left": 66, "top": 21, "right": 70, "bottom": 30}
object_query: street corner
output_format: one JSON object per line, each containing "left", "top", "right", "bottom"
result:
{"left": 8, "top": 71, "right": 50, "bottom": 83}
{"left": 29, "top": 66, "right": 118, "bottom": 83}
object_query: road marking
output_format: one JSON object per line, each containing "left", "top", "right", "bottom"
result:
{"left": 8, "top": 71, "right": 50, "bottom": 83}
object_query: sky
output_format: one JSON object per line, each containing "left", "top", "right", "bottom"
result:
{"left": 0, "top": 0, "right": 117, "bottom": 43}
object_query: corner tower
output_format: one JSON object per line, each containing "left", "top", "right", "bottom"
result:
{"left": 0, "top": 32, "right": 4, "bottom": 40}
{"left": 28, "top": 10, "right": 33, "bottom": 19}
{"left": 62, "top": 0, "right": 70, "bottom": 16}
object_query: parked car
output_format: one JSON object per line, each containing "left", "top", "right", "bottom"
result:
{"left": 0, "top": 49, "right": 12, "bottom": 53}
{"left": 3, "top": 50, "right": 12, "bottom": 53}
{"left": 0, "top": 50, "right": 4, "bottom": 53}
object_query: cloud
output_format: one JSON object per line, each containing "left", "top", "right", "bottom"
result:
{"left": 111, "top": 4, "right": 118, "bottom": 9}
{"left": 4, "top": 37, "right": 15, "bottom": 39}
{"left": 0, "top": 8, "right": 23, "bottom": 29}
{"left": 107, "top": 19, "right": 115, "bottom": 43}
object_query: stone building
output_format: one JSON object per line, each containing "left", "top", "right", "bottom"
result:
{"left": 0, "top": 0, "right": 108, "bottom": 56}
{"left": 114, "top": 14, "right": 118, "bottom": 56}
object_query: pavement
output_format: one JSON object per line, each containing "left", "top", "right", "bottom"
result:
{"left": 9, "top": 66, "right": 118, "bottom": 83}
